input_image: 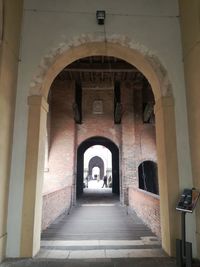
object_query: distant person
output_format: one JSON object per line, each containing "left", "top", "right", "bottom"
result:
{"left": 108, "top": 175, "right": 112, "bottom": 187}
{"left": 102, "top": 175, "right": 108, "bottom": 188}
{"left": 85, "top": 176, "right": 88, "bottom": 188}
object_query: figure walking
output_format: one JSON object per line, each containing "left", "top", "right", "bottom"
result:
{"left": 108, "top": 175, "right": 112, "bottom": 187}
{"left": 102, "top": 175, "right": 108, "bottom": 188}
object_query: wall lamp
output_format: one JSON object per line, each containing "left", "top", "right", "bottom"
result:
{"left": 96, "top": 10, "right": 106, "bottom": 25}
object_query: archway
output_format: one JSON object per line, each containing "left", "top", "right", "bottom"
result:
{"left": 88, "top": 156, "right": 104, "bottom": 180}
{"left": 77, "top": 136, "right": 119, "bottom": 197}
{"left": 21, "top": 40, "right": 180, "bottom": 257}
{"left": 138, "top": 161, "right": 158, "bottom": 195}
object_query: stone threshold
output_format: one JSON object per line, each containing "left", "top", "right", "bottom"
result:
{"left": 36, "top": 248, "right": 166, "bottom": 259}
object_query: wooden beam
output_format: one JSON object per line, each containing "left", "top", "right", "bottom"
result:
{"left": 64, "top": 62, "right": 137, "bottom": 73}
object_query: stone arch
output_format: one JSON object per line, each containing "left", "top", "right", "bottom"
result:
{"left": 29, "top": 35, "right": 172, "bottom": 101}
{"left": 88, "top": 156, "right": 104, "bottom": 180}
{"left": 21, "top": 36, "right": 180, "bottom": 258}
{"left": 76, "top": 136, "right": 119, "bottom": 197}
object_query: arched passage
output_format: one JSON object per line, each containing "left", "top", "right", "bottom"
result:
{"left": 88, "top": 156, "right": 104, "bottom": 180}
{"left": 21, "top": 39, "right": 180, "bottom": 258}
{"left": 77, "top": 136, "right": 119, "bottom": 197}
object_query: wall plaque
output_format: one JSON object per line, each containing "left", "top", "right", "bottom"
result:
{"left": 93, "top": 100, "right": 103, "bottom": 114}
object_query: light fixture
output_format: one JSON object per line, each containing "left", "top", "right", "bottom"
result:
{"left": 96, "top": 10, "right": 106, "bottom": 25}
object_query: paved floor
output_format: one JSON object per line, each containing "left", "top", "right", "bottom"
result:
{"left": 41, "top": 200, "right": 155, "bottom": 241}
{"left": 0, "top": 186, "right": 179, "bottom": 266}
{"left": 1, "top": 257, "right": 177, "bottom": 267}
{"left": 39, "top": 186, "right": 165, "bottom": 261}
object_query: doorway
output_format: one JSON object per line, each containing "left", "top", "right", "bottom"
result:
{"left": 21, "top": 41, "right": 180, "bottom": 257}
{"left": 76, "top": 136, "right": 120, "bottom": 198}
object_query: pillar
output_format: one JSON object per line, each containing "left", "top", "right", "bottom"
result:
{"left": 179, "top": 0, "right": 200, "bottom": 257}
{"left": 121, "top": 83, "right": 135, "bottom": 204}
{"left": 20, "top": 95, "right": 48, "bottom": 257}
{"left": 0, "top": 0, "right": 23, "bottom": 261}
{"left": 154, "top": 96, "right": 180, "bottom": 256}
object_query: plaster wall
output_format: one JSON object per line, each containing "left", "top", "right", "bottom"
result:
{"left": 179, "top": 0, "right": 200, "bottom": 257}
{"left": 7, "top": 0, "right": 195, "bottom": 257}
{"left": 0, "top": 0, "right": 23, "bottom": 261}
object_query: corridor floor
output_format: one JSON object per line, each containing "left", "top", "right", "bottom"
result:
{"left": 39, "top": 186, "right": 167, "bottom": 260}
{"left": 1, "top": 186, "right": 178, "bottom": 267}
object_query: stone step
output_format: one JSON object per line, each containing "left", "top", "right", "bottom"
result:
{"left": 36, "top": 248, "right": 166, "bottom": 259}
{"left": 41, "top": 237, "right": 161, "bottom": 251}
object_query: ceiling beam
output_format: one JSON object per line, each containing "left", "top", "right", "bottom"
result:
{"left": 63, "top": 63, "right": 137, "bottom": 73}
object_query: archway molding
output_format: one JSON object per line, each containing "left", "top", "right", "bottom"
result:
{"left": 29, "top": 34, "right": 172, "bottom": 101}
{"left": 21, "top": 36, "right": 180, "bottom": 258}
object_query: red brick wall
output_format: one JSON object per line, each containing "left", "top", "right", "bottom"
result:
{"left": 42, "top": 81, "right": 75, "bottom": 231}
{"left": 121, "top": 83, "right": 135, "bottom": 203}
{"left": 77, "top": 88, "right": 121, "bottom": 146}
{"left": 128, "top": 186, "right": 161, "bottom": 238}
{"left": 140, "top": 124, "right": 157, "bottom": 162}
{"left": 43, "top": 81, "right": 75, "bottom": 193}
{"left": 134, "top": 87, "right": 157, "bottom": 165}
{"left": 42, "top": 186, "right": 72, "bottom": 230}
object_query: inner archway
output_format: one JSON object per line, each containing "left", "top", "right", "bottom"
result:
{"left": 88, "top": 156, "right": 104, "bottom": 181}
{"left": 77, "top": 136, "right": 120, "bottom": 198}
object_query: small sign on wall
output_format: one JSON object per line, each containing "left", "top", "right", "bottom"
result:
{"left": 93, "top": 100, "right": 103, "bottom": 114}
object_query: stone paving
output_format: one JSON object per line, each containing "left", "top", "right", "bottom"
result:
{"left": 0, "top": 185, "right": 187, "bottom": 266}
{"left": 1, "top": 257, "right": 177, "bottom": 267}
{"left": 38, "top": 186, "right": 165, "bottom": 263}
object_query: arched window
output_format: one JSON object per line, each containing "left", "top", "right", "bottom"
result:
{"left": 138, "top": 161, "right": 159, "bottom": 195}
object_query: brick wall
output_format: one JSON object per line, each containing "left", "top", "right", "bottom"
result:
{"left": 133, "top": 86, "right": 157, "bottom": 188}
{"left": 43, "top": 80, "right": 75, "bottom": 193}
{"left": 140, "top": 124, "right": 157, "bottom": 162}
{"left": 77, "top": 88, "right": 121, "bottom": 146}
{"left": 121, "top": 83, "right": 135, "bottom": 204}
{"left": 42, "top": 81, "right": 75, "bottom": 231}
{"left": 128, "top": 186, "right": 161, "bottom": 238}
{"left": 42, "top": 186, "right": 72, "bottom": 230}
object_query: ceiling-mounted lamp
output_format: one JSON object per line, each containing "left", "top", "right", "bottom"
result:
{"left": 96, "top": 10, "right": 106, "bottom": 25}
